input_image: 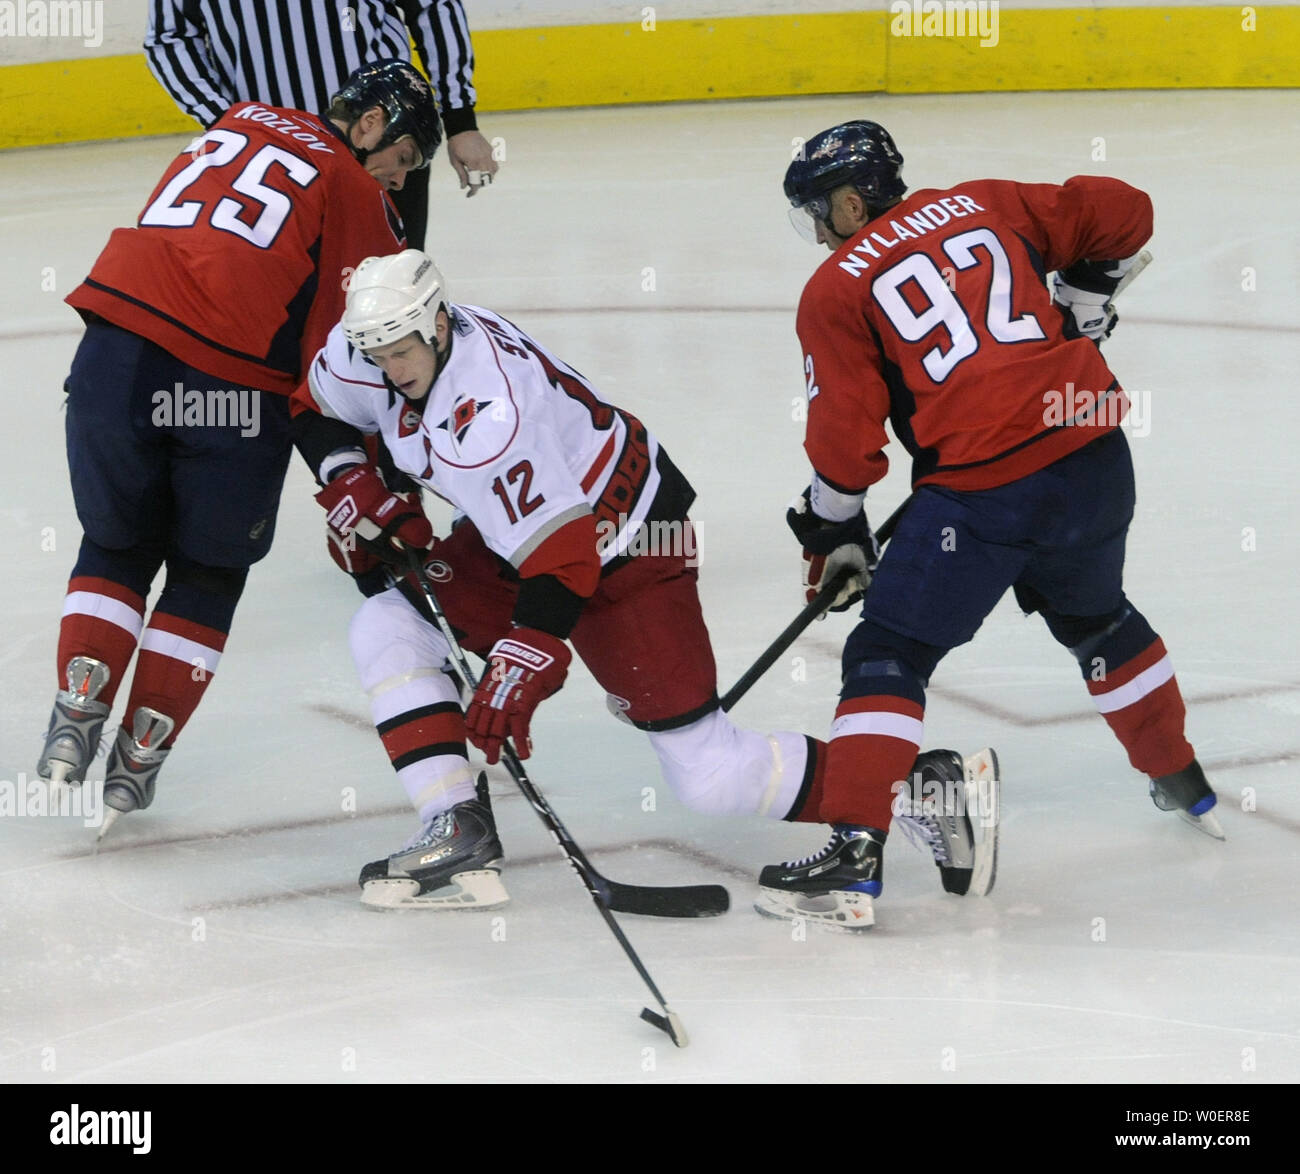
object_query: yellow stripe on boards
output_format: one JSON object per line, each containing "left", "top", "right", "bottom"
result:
{"left": 0, "top": 8, "right": 1295, "bottom": 150}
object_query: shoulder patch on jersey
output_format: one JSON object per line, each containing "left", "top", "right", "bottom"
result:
{"left": 451, "top": 307, "right": 475, "bottom": 338}
{"left": 398, "top": 403, "right": 424, "bottom": 437}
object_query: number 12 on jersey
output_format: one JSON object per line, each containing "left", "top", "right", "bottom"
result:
{"left": 491, "top": 460, "right": 545, "bottom": 524}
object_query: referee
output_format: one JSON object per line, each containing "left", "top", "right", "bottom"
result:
{"left": 145, "top": 0, "right": 498, "bottom": 249}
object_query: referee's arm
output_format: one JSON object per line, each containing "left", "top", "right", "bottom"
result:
{"left": 144, "top": 0, "right": 233, "bottom": 128}
{"left": 401, "top": 0, "right": 479, "bottom": 136}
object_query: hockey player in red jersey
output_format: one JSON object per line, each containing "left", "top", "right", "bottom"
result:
{"left": 38, "top": 61, "right": 440, "bottom": 837}
{"left": 756, "top": 119, "right": 1221, "bottom": 930}
{"left": 290, "top": 250, "right": 842, "bottom": 909}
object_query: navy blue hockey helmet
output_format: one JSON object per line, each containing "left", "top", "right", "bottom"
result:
{"left": 784, "top": 120, "right": 906, "bottom": 241}
{"left": 331, "top": 59, "right": 442, "bottom": 169}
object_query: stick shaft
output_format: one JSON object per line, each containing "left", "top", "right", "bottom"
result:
{"left": 405, "top": 559, "right": 683, "bottom": 1026}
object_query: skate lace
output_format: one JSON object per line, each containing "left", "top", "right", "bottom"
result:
{"left": 402, "top": 810, "right": 456, "bottom": 851}
{"left": 895, "top": 810, "right": 951, "bottom": 865}
{"left": 783, "top": 830, "right": 852, "bottom": 869}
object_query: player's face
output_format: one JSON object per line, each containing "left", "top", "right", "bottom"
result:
{"left": 364, "top": 137, "right": 421, "bottom": 191}
{"left": 366, "top": 333, "right": 438, "bottom": 399}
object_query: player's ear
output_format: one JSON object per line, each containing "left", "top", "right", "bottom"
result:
{"left": 356, "top": 106, "right": 386, "bottom": 144}
{"left": 435, "top": 308, "right": 451, "bottom": 351}
{"left": 841, "top": 186, "right": 868, "bottom": 227}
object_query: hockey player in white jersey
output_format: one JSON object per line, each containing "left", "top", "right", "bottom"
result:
{"left": 290, "top": 251, "right": 820, "bottom": 908}
{"left": 291, "top": 250, "right": 989, "bottom": 914}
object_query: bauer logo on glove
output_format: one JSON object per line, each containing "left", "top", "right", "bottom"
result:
{"left": 324, "top": 495, "right": 360, "bottom": 533}
{"left": 467, "top": 628, "right": 571, "bottom": 763}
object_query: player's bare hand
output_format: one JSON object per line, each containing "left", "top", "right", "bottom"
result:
{"left": 448, "top": 130, "right": 498, "bottom": 197}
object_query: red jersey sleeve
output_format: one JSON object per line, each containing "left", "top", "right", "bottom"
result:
{"left": 972, "top": 176, "right": 1153, "bottom": 272}
{"left": 797, "top": 269, "right": 894, "bottom": 493}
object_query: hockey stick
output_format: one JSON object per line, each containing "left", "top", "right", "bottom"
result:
{"left": 718, "top": 494, "right": 910, "bottom": 714}
{"left": 398, "top": 565, "right": 727, "bottom": 917}
{"left": 406, "top": 557, "right": 696, "bottom": 1047}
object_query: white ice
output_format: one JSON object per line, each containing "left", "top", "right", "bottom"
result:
{"left": 1, "top": 92, "right": 1297, "bottom": 1084}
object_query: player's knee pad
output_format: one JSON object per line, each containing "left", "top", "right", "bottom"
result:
{"left": 156, "top": 554, "right": 249, "bottom": 631}
{"left": 840, "top": 620, "right": 939, "bottom": 703}
{"left": 648, "top": 712, "right": 807, "bottom": 817}
{"left": 1042, "top": 597, "right": 1156, "bottom": 672}
{"left": 349, "top": 587, "right": 455, "bottom": 697}
{"left": 70, "top": 536, "right": 167, "bottom": 598}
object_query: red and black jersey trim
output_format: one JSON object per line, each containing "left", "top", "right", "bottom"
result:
{"left": 625, "top": 692, "right": 720, "bottom": 733}
{"left": 783, "top": 735, "right": 824, "bottom": 822}
{"left": 77, "top": 279, "right": 296, "bottom": 373}
{"left": 598, "top": 434, "right": 697, "bottom": 577}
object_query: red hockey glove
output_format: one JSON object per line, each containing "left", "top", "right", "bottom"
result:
{"left": 466, "top": 629, "right": 571, "bottom": 764}
{"left": 315, "top": 464, "right": 433, "bottom": 566}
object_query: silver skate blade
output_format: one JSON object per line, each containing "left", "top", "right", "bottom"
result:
{"left": 360, "top": 868, "right": 510, "bottom": 911}
{"left": 97, "top": 806, "right": 124, "bottom": 841}
{"left": 45, "top": 760, "right": 78, "bottom": 788}
{"left": 753, "top": 887, "right": 875, "bottom": 932}
{"left": 1177, "top": 807, "right": 1226, "bottom": 841}
{"left": 963, "top": 747, "right": 1001, "bottom": 897}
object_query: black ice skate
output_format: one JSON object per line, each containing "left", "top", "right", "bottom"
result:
{"left": 754, "top": 826, "right": 885, "bottom": 931}
{"left": 894, "top": 747, "right": 1001, "bottom": 897}
{"left": 360, "top": 776, "right": 507, "bottom": 910}
{"left": 37, "top": 657, "right": 111, "bottom": 787}
{"left": 1150, "top": 758, "right": 1224, "bottom": 840}
{"left": 98, "top": 708, "right": 175, "bottom": 840}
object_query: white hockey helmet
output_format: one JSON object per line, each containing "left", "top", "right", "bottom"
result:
{"left": 342, "top": 249, "right": 448, "bottom": 351}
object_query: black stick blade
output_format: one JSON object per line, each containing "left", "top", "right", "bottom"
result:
{"left": 605, "top": 881, "right": 730, "bottom": 918}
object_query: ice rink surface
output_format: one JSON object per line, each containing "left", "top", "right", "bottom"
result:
{"left": 1, "top": 92, "right": 1297, "bottom": 1084}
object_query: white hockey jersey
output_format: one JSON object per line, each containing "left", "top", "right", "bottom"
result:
{"left": 299, "top": 304, "right": 689, "bottom": 579}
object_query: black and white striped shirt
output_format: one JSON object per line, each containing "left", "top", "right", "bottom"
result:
{"left": 145, "top": 0, "right": 478, "bottom": 135}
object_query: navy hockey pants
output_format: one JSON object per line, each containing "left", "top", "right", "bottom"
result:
{"left": 846, "top": 427, "right": 1138, "bottom": 694}
{"left": 65, "top": 320, "right": 292, "bottom": 568}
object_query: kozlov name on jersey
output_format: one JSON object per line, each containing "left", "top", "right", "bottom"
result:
{"left": 230, "top": 103, "right": 336, "bottom": 152}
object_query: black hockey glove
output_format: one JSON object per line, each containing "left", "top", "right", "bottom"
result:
{"left": 1052, "top": 257, "right": 1138, "bottom": 344}
{"left": 787, "top": 487, "right": 880, "bottom": 613}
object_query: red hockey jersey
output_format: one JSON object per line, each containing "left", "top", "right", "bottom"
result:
{"left": 796, "top": 176, "right": 1153, "bottom": 493}
{"left": 66, "top": 102, "right": 405, "bottom": 396}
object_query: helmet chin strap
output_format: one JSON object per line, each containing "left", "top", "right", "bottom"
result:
{"left": 345, "top": 116, "right": 372, "bottom": 165}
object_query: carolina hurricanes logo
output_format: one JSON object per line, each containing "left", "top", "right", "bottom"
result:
{"left": 398, "top": 405, "right": 422, "bottom": 437}
{"left": 420, "top": 435, "right": 433, "bottom": 479}
{"left": 438, "top": 397, "right": 495, "bottom": 444}
{"left": 425, "top": 560, "right": 453, "bottom": 583}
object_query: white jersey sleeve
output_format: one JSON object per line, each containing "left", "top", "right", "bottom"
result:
{"left": 306, "top": 323, "right": 388, "bottom": 432}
